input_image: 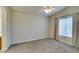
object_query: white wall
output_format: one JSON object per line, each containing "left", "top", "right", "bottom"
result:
{"left": 6, "top": 7, "right": 12, "bottom": 47}
{"left": 11, "top": 11, "right": 48, "bottom": 44}
{"left": 49, "top": 6, "right": 79, "bottom": 39}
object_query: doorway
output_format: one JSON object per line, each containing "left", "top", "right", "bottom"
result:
{"left": 0, "top": 6, "right": 10, "bottom": 52}
{"left": 0, "top": 8, "right": 2, "bottom": 50}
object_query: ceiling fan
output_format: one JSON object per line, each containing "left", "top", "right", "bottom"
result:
{"left": 41, "top": 6, "right": 55, "bottom": 14}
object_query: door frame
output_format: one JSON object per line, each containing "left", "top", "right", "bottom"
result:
{"left": 0, "top": 6, "right": 10, "bottom": 52}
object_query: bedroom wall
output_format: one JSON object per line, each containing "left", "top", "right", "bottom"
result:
{"left": 49, "top": 6, "right": 79, "bottom": 39}
{"left": 11, "top": 11, "right": 48, "bottom": 44}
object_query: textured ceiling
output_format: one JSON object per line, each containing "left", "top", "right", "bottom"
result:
{"left": 10, "top": 6, "right": 66, "bottom": 16}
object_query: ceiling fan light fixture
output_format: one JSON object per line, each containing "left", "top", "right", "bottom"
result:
{"left": 44, "top": 9, "right": 53, "bottom": 13}
{"left": 41, "top": 6, "right": 55, "bottom": 14}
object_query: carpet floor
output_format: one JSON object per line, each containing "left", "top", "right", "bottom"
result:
{"left": 6, "top": 39, "right": 79, "bottom": 53}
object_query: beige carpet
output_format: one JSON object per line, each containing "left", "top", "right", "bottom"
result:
{"left": 6, "top": 39, "right": 79, "bottom": 53}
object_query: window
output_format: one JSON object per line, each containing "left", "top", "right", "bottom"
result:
{"left": 59, "top": 16, "right": 72, "bottom": 37}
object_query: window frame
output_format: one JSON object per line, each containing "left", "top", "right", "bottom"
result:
{"left": 58, "top": 15, "right": 73, "bottom": 38}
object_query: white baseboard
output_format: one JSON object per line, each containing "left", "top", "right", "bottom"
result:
{"left": 1, "top": 46, "right": 10, "bottom": 52}
{"left": 1, "top": 42, "right": 11, "bottom": 52}
{"left": 11, "top": 37, "right": 48, "bottom": 45}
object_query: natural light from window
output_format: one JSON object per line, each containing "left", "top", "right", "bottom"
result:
{"left": 59, "top": 16, "right": 72, "bottom": 37}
